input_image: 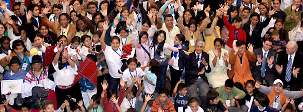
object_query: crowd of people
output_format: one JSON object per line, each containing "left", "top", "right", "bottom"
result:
{"left": 0, "top": 0, "right": 302, "bottom": 111}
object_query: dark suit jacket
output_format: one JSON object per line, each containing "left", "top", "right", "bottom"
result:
{"left": 243, "top": 23, "right": 266, "bottom": 49}
{"left": 252, "top": 48, "right": 276, "bottom": 84}
{"left": 185, "top": 51, "right": 211, "bottom": 85}
{"left": 276, "top": 51, "right": 303, "bottom": 90}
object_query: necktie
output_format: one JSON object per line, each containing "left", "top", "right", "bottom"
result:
{"left": 197, "top": 54, "right": 201, "bottom": 68}
{"left": 261, "top": 53, "right": 267, "bottom": 77}
{"left": 285, "top": 56, "right": 293, "bottom": 82}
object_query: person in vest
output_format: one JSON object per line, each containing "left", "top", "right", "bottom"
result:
{"left": 255, "top": 79, "right": 303, "bottom": 110}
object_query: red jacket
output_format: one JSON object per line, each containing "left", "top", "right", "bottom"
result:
{"left": 102, "top": 87, "right": 126, "bottom": 112}
{"left": 223, "top": 16, "right": 247, "bottom": 48}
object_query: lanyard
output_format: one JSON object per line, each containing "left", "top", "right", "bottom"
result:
{"left": 129, "top": 69, "right": 137, "bottom": 78}
{"left": 112, "top": 48, "right": 122, "bottom": 57}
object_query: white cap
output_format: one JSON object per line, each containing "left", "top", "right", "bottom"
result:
{"left": 273, "top": 79, "right": 283, "bottom": 86}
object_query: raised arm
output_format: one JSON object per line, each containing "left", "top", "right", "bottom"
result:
{"left": 100, "top": 21, "right": 109, "bottom": 50}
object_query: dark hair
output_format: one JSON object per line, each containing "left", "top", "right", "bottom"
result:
{"left": 43, "top": 100, "right": 54, "bottom": 107}
{"left": 234, "top": 17, "right": 243, "bottom": 23}
{"left": 262, "top": 37, "right": 273, "bottom": 42}
{"left": 111, "top": 36, "right": 120, "bottom": 43}
{"left": 53, "top": 4, "right": 63, "bottom": 10}
{"left": 57, "top": 35, "right": 67, "bottom": 42}
{"left": 127, "top": 58, "right": 138, "bottom": 65}
{"left": 142, "top": 19, "right": 151, "bottom": 27}
{"left": 86, "top": 54, "right": 97, "bottom": 62}
{"left": 92, "top": 13, "right": 104, "bottom": 23}
{"left": 177, "top": 83, "right": 187, "bottom": 91}
{"left": 242, "top": 6, "right": 251, "bottom": 12}
{"left": 225, "top": 79, "right": 234, "bottom": 88}
{"left": 9, "top": 56, "right": 21, "bottom": 66}
{"left": 159, "top": 89, "right": 169, "bottom": 95}
{"left": 59, "top": 13, "right": 70, "bottom": 22}
{"left": 87, "top": 1, "right": 98, "bottom": 8}
{"left": 245, "top": 80, "right": 255, "bottom": 87}
{"left": 12, "top": 39, "right": 27, "bottom": 52}
{"left": 0, "top": 36, "right": 10, "bottom": 46}
{"left": 13, "top": 2, "right": 22, "bottom": 10}
{"left": 71, "top": 36, "right": 81, "bottom": 44}
{"left": 207, "top": 89, "right": 219, "bottom": 101}
{"left": 188, "top": 97, "right": 200, "bottom": 105}
{"left": 28, "top": 4, "right": 40, "bottom": 11}
{"left": 164, "top": 14, "right": 173, "bottom": 20}
{"left": 152, "top": 30, "right": 166, "bottom": 55}
{"left": 214, "top": 38, "right": 224, "bottom": 46}
{"left": 81, "top": 35, "right": 91, "bottom": 43}
{"left": 149, "top": 59, "right": 160, "bottom": 76}
{"left": 139, "top": 31, "right": 148, "bottom": 44}
{"left": 227, "top": 6, "right": 239, "bottom": 23}
{"left": 236, "top": 40, "right": 246, "bottom": 47}
{"left": 275, "top": 19, "right": 284, "bottom": 25}
{"left": 35, "top": 34, "right": 44, "bottom": 39}
{"left": 175, "top": 34, "right": 186, "bottom": 44}
{"left": 31, "top": 55, "right": 43, "bottom": 64}
{"left": 91, "top": 94, "right": 100, "bottom": 103}
{"left": 254, "top": 93, "right": 270, "bottom": 107}
{"left": 272, "top": 0, "right": 282, "bottom": 4}
{"left": 249, "top": 12, "right": 260, "bottom": 23}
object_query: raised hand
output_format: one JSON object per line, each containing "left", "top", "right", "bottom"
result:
{"left": 257, "top": 55, "right": 262, "bottom": 64}
{"left": 0, "top": 1, "right": 7, "bottom": 10}
{"left": 255, "top": 81, "right": 261, "bottom": 88}
{"left": 275, "top": 65, "right": 283, "bottom": 74}
{"left": 223, "top": 53, "right": 229, "bottom": 61}
{"left": 77, "top": 100, "right": 84, "bottom": 107}
{"left": 267, "top": 56, "right": 275, "bottom": 65}
{"left": 292, "top": 67, "right": 300, "bottom": 78}
{"left": 102, "top": 21, "right": 109, "bottom": 31}
{"left": 102, "top": 80, "right": 108, "bottom": 90}
{"left": 145, "top": 94, "right": 152, "bottom": 102}
{"left": 120, "top": 79, "right": 126, "bottom": 88}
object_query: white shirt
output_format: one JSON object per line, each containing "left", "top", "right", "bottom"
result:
{"left": 185, "top": 106, "right": 204, "bottom": 112}
{"left": 122, "top": 68, "right": 145, "bottom": 86}
{"left": 161, "top": 24, "right": 180, "bottom": 56}
{"left": 104, "top": 45, "right": 123, "bottom": 78}
{"left": 288, "top": 52, "right": 296, "bottom": 65}
{"left": 121, "top": 98, "right": 136, "bottom": 112}
{"left": 52, "top": 63, "right": 78, "bottom": 86}
{"left": 143, "top": 70, "right": 157, "bottom": 94}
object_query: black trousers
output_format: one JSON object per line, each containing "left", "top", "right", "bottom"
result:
{"left": 170, "top": 66, "right": 183, "bottom": 93}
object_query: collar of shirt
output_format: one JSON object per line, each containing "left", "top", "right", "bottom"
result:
{"left": 288, "top": 52, "right": 296, "bottom": 60}
{"left": 262, "top": 48, "right": 269, "bottom": 57}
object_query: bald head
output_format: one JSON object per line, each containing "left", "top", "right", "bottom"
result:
{"left": 286, "top": 41, "right": 298, "bottom": 55}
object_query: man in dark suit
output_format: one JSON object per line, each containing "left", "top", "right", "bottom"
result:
{"left": 185, "top": 39, "right": 211, "bottom": 106}
{"left": 275, "top": 41, "right": 303, "bottom": 91}
{"left": 253, "top": 38, "right": 276, "bottom": 86}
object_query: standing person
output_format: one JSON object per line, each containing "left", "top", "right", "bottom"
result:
{"left": 275, "top": 41, "right": 303, "bottom": 90}
{"left": 135, "top": 31, "right": 151, "bottom": 66}
{"left": 229, "top": 40, "right": 256, "bottom": 85}
{"left": 100, "top": 21, "right": 123, "bottom": 94}
{"left": 169, "top": 34, "right": 188, "bottom": 92}
{"left": 207, "top": 38, "right": 229, "bottom": 88}
{"left": 216, "top": 79, "right": 246, "bottom": 107}
{"left": 185, "top": 39, "right": 211, "bottom": 104}
{"left": 52, "top": 41, "right": 81, "bottom": 107}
